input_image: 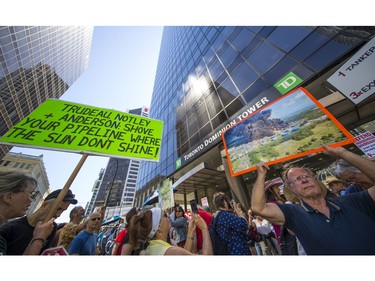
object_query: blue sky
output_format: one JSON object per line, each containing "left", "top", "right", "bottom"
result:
{"left": 11, "top": 26, "right": 164, "bottom": 223}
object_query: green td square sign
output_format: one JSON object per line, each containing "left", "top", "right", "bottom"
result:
{"left": 176, "top": 157, "right": 182, "bottom": 169}
{"left": 274, "top": 72, "right": 303, "bottom": 95}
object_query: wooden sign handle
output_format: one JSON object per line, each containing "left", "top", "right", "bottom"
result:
{"left": 44, "top": 153, "right": 89, "bottom": 222}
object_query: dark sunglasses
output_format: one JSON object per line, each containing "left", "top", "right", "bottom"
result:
{"left": 91, "top": 217, "right": 101, "bottom": 221}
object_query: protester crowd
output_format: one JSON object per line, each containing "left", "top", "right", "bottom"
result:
{"left": 0, "top": 145, "right": 374, "bottom": 255}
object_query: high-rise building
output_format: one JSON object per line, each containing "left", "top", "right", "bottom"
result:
{"left": 0, "top": 152, "right": 50, "bottom": 214}
{"left": 93, "top": 107, "right": 149, "bottom": 217}
{"left": 0, "top": 26, "right": 93, "bottom": 158}
{"left": 136, "top": 26, "right": 375, "bottom": 210}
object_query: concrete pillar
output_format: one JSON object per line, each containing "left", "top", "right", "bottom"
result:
{"left": 221, "top": 149, "right": 251, "bottom": 210}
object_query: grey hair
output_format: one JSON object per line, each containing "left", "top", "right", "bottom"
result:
{"left": 0, "top": 171, "right": 37, "bottom": 197}
{"left": 330, "top": 159, "right": 361, "bottom": 178}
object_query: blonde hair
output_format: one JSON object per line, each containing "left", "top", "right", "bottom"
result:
{"left": 0, "top": 171, "right": 37, "bottom": 197}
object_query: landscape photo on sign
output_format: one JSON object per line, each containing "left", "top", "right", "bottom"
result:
{"left": 222, "top": 87, "right": 355, "bottom": 176}
{"left": 159, "top": 178, "right": 174, "bottom": 210}
{"left": 0, "top": 99, "right": 163, "bottom": 161}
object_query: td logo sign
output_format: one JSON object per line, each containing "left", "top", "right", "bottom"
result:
{"left": 275, "top": 72, "right": 303, "bottom": 95}
{"left": 176, "top": 157, "right": 182, "bottom": 169}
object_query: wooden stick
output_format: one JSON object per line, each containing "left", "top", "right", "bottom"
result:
{"left": 44, "top": 153, "right": 89, "bottom": 222}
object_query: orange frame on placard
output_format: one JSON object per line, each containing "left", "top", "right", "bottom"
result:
{"left": 222, "top": 87, "right": 355, "bottom": 177}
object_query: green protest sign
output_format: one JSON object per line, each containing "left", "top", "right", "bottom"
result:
{"left": 0, "top": 99, "right": 163, "bottom": 161}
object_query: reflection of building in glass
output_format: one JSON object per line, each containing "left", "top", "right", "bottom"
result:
{"left": 93, "top": 107, "right": 149, "bottom": 217}
{"left": 135, "top": 26, "right": 375, "bottom": 211}
{"left": 0, "top": 26, "right": 93, "bottom": 158}
{"left": 84, "top": 168, "right": 105, "bottom": 217}
{"left": 0, "top": 152, "right": 50, "bottom": 214}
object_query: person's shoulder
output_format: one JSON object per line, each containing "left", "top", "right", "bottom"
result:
{"left": 345, "top": 185, "right": 364, "bottom": 194}
{"left": 1, "top": 216, "right": 28, "bottom": 229}
{"left": 278, "top": 202, "right": 301, "bottom": 212}
{"left": 75, "top": 230, "right": 88, "bottom": 238}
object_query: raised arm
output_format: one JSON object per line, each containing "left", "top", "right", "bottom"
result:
{"left": 193, "top": 214, "right": 212, "bottom": 255}
{"left": 251, "top": 162, "right": 285, "bottom": 225}
{"left": 322, "top": 144, "right": 375, "bottom": 201}
{"left": 23, "top": 218, "right": 54, "bottom": 255}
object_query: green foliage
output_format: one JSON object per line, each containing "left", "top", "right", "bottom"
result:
{"left": 291, "top": 127, "right": 314, "bottom": 141}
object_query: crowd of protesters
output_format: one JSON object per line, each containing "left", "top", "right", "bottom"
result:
{"left": 0, "top": 144, "right": 374, "bottom": 255}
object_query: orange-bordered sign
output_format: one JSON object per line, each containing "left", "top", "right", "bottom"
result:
{"left": 222, "top": 87, "right": 355, "bottom": 176}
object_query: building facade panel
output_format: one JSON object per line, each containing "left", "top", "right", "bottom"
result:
{"left": 0, "top": 26, "right": 93, "bottom": 158}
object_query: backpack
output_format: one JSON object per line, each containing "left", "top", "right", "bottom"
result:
{"left": 209, "top": 211, "right": 229, "bottom": 255}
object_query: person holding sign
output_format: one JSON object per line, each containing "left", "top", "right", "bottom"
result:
{"left": 129, "top": 207, "right": 212, "bottom": 255}
{"left": 0, "top": 171, "right": 38, "bottom": 226}
{"left": 0, "top": 188, "right": 77, "bottom": 255}
{"left": 251, "top": 145, "right": 375, "bottom": 254}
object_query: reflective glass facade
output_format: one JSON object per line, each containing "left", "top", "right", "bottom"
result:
{"left": 137, "top": 26, "right": 375, "bottom": 205}
{"left": 0, "top": 26, "right": 93, "bottom": 158}
{"left": 94, "top": 107, "right": 148, "bottom": 212}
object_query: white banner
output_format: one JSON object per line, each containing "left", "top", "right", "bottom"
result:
{"left": 354, "top": 131, "right": 375, "bottom": 158}
{"left": 327, "top": 37, "right": 375, "bottom": 104}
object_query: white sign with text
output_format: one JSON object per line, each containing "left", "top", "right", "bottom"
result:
{"left": 327, "top": 37, "right": 375, "bottom": 104}
{"left": 354, "top": 131, "right": 375, "bottom": 158}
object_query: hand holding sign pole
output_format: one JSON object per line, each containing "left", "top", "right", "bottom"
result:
{"left": 44, "top": 153, "right": 88, "bottom": 222}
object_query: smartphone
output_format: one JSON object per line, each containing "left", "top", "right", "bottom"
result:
{"left": 189, "top": 199, "right": 199, "bottom": 214}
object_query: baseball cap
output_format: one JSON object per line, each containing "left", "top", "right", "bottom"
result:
{"left": 44, "top": 189, "right": 78, "bottom": 204}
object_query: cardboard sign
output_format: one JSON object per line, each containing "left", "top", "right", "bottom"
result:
{"left": 0, "top": 99, "right": 163, "bottom": 161}
{"left": 354, "top": 131, "right": 375, "bottom": 158}
{"left": 223, "top": 87, "right": 355, "bottom": 176}
{"left": 41, "top": 246, "right": 68, "bottom": 256}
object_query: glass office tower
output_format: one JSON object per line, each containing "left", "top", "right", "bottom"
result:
{"left": 135, "top": 26, "right": 375, "bottom": 210}
{"left": 94, "top": 107, "right": 149, "bottom": 217}
{"left": 0, "top": 26, "right": 93, "bottom": 158}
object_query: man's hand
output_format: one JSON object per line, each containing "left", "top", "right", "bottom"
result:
{"left": 33, "top": 218, "right": 54, "bottom": 240}
{"left": 321, "top": 144, "right": 347, "bottom": 158}
{"left": 256, "top": 162, "right": 270, "bottom": 177}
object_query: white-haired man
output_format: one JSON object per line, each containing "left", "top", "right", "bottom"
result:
{"left": 251, "top": 145, "right": 375, "bottom": 255}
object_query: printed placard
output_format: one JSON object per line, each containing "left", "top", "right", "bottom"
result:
{"left": 159, "top": 178, "right": 174, "bottom": 210}
{"left": 354, "top": 131, "right": 375, "bottom": 158}
{"left": 0, "top": 99, "right": 163, "bottom": 161}
{"left": 42, "top": 246, "right": 68, "bottom": 255}
{"left": 223, "top": 87, "right": 355, "bottom": 176}
{"left": 327, "top": 37, "right": 375, "bottom": 104}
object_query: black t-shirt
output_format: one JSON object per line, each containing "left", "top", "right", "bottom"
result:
{"left": 0, "top": 216, "right": 56, "bottom": 255}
